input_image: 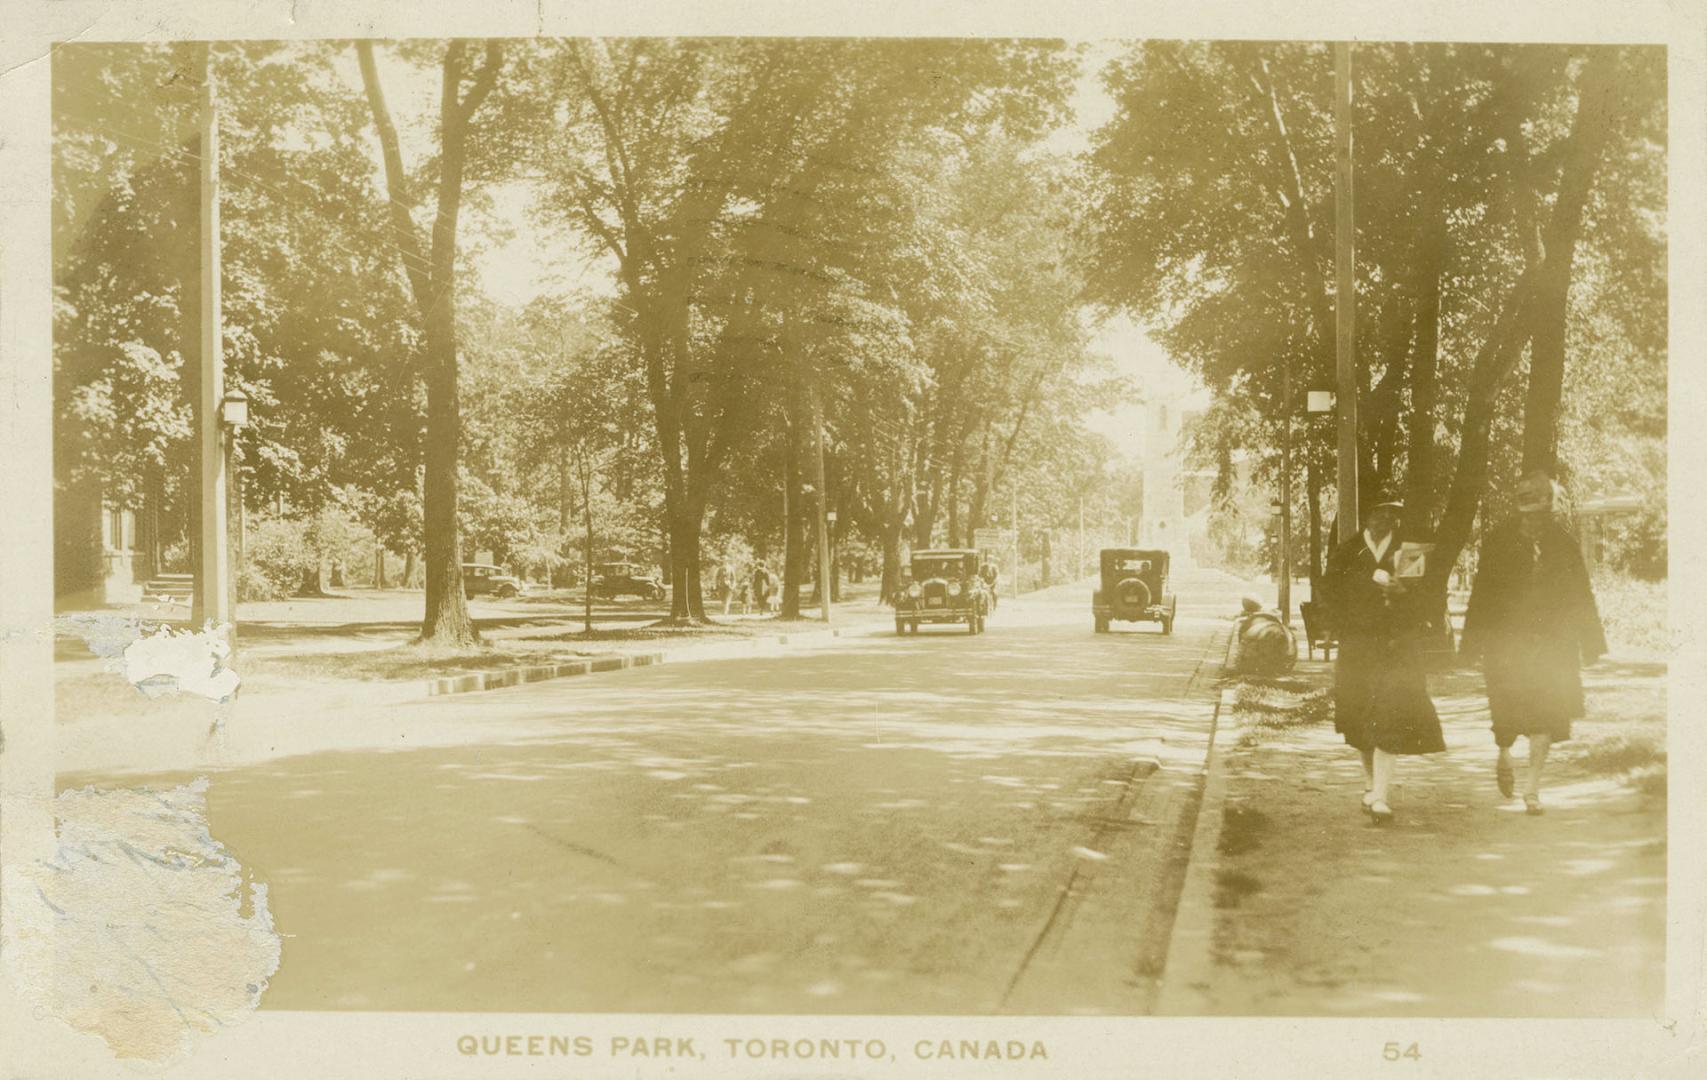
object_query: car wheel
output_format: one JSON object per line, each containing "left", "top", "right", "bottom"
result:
{"left": 1162, "top": 615, "right": 1175, "bottom": 635}
{"left": 896, "top": 618, "right": 906, "bottom": 636}
{"left": 497, "top": 585, "right": 517, "bottom": 598}
{"left": 1095, "top": 617, "right": 1109, "bottom": 633}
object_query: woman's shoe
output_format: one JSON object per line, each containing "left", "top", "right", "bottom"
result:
{"left": 1524, "top": 794, "right": 1544, "bottom": 816}
{"left": 1496, "top": 758, "right": 1515, "bottom": 799}
{"left": 1368, "top": 800, "right": 1394, "bottom": 824}
{"left": 1361, "top": 789, "right": 1377, "bottom": 814}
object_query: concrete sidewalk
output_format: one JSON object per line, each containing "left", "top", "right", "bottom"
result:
{"left": 1156, "top": 656, "right": 1666, "bottom": 1017}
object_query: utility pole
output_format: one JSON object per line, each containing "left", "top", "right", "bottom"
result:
{"left": 192, "top": 42, "right": 232, "bottom": 632}
{"left": 811, "top": 382, "right": 832, "bottom": 623}
{"left": 1077, "top": 497, "right": 1085, "bottom": 580}
{"left": 582, "top": 452, "right": 593, "bottom": 635}
{"left": 1010, "top": 488, "right": 1019, "bottom": 595}
{"left": 1279, "top": 362, "right": 1293, "bottom": 624}
{"left": 1333, "top": 40, "right": 1360, "bottom": 544}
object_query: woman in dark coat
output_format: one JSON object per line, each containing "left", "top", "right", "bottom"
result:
{"left": 1460, "top": 472, "right": 1607, "bottom": 815}
{"left": 1324, "top": 498, "right": 1446, "bottom": 823}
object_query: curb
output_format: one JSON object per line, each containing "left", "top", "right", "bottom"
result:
{"left": 1152, "top": 672, "right": 1239, "bottom": 1013}
{"left": 423, "top": 625, "right": 863, "bottom": 697}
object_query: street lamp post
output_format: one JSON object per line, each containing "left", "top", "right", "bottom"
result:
{"left": 822, "top": 509, "right": 837, "bottom": 622}
{"left": 222, "top": 386, "right": 249, "bottom": 626}
{"left": 1278, "top": 362, "right": 1293, "bottom": 625}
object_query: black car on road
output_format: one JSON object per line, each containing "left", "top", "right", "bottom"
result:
{"left": 1093, "top": 548, "right": 1176, "bottom": 634}
{"left": 895, "top": 549, "right": 992, "bottom": 635}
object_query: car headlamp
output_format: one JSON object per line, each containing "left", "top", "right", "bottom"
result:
{"left": 952, "top": 581, "right": 965, "bottom": 597}
{"left": 906, "top": 583, "right": 921, "bottom": 599}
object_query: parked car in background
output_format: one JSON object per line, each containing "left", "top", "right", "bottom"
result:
{"left": 590, "top": 562, "right": 666, "bottom": 601}
{"left": 461, "top": 562, "right": 525, "bottom": 599}
{"left": 1092, "top": 548, "right": 1176, "bottom": 634}
{"left": 894, "top": 548, "right": 992, "bottom": 635}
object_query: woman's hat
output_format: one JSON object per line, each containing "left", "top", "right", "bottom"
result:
{"left": 1367, "top": 487, "right": 1404, "bottom": 513}
{"left": 1515, "top": 471, "right": 1561, "bottom": 513}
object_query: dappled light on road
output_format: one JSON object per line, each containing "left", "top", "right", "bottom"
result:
{"left": 63, "top": 589, "right": 1236, "bottom": 1015}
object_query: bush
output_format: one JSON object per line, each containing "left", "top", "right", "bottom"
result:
{"left": 238, "top": 561, "right": 289, "bottom": 602}
{"left": 1592, "top": 573, "right": 1667, "bottom": 655}
{"left": 240, "top": 505, "right": 379, "bottom": 598}
{"left": 243, "top": 515, "right": 313, "bottom": 599}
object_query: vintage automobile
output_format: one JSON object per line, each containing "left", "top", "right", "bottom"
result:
{"left": 590, "top": 561, "right": 666, "bottom": 601}
{"left": 460, "top": 562, "right": 525, "bottom": 599}
{"left": 1092, "top": 548, "right": 1177, "bottom": 634}
{"left": 894, "top": 548, "right": 991, "bottom": 635}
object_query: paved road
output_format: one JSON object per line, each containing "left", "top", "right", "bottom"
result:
{"left": 66, "top": 570, "right": 1250, "bottom": 1016}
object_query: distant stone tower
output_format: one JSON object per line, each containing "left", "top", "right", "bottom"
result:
{"left": 1140, "top": 400, "right": 1192, "bottom": 567}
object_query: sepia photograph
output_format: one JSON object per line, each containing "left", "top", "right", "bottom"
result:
{"left": 1, "top": 2, "right": 1701, "bottom": 1077}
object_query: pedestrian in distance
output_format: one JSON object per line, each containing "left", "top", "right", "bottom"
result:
{"left": 752, "top": 564, "right": 775, "bottom": 614}
{"left": 716, "top": 564, "right": 733, "bottom": 615}
{"left": 1323, "top": 495, "right": 1446, "bottom": 824}
{"left": 1460, "top": 471, "right": 1607, "bottom": 815}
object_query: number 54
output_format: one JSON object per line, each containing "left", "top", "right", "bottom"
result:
{"left": 1383, "top": 1042, "right": 1421, "bottom": 1062}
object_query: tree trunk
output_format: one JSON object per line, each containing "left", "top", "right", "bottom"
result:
{"left": 1405, "top": 222, "right": 1445, "bottom": 535}
{"left": 781, "top": 380, "right": 804, "bottom": 618}
{"left": 1306, "top": 453, "right": 1325, "bottom": 598}
{"left": 558, "top": 443, "right": 572, "bottom": 533}
{"left": 375, "top": 546, "right": 388, "bottom": 590}
{"left": 1522, "top": 53, "right": 1619, "bottom": 477}
{"left": 418, "top": 259, "right": 477, "bottom": 644}
{"left": 807, "top": 513, "right": 822, "bottom": 607}
{"left": 357, "top": 39, "right": 499, "bottom": 647}
{"left": 881, "top": 513, "right": 905, "bottom": 605}
{"left": 297, "top": 561, "right": 323, "bottom": 597}
{"left": 1425, "top": 56, "right": 1618, "bottom": 609}
{"left": 1427, "top": 282, "right": 1538, "bottom": 601}
{"left": 402, "top": 549, "right": 417, "bottom": 589}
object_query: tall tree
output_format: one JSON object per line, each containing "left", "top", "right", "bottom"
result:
{"left": 511, "top": 38, "right": 1073, "bottom": 622}
{"left": 356, "top": 39, "right": 503, "bottom": 645}
{"left": 1083, "top": 42, "right": 1664, "bottom": 596}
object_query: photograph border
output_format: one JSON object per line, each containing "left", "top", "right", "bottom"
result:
{"left": 3, "top": 2, "right": 1703, "bottom": 1076}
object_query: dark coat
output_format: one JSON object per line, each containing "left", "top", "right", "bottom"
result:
{"left": 1323, "top": 533, "right": 1445, "bottom": 755}
{"left": 1460, "top": 517, "right": 1606, "bottom": 744}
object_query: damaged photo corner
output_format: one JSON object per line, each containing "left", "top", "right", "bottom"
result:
{"left": 1, "top": 1, "right": 1704, "bottom": 1077}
